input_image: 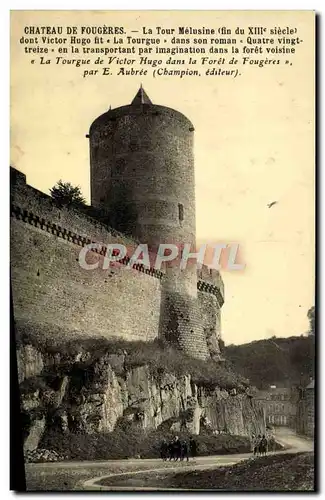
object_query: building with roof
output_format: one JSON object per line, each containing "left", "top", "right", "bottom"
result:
{"left": 296, "top": 378, "right": 315, "bottom": 437}
{"left": 256, "top": 386, "right": 298, "bottom": 428}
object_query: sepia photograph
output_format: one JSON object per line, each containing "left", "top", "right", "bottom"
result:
{"left": 10, "top": 9, "right": 315, "bottom": 492}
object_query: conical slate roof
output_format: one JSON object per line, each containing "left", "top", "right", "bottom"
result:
{"left": 131, "top": 85, "right": 152, "bottom": 105}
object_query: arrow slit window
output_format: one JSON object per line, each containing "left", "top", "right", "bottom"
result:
{"left": 178, "top": 203, "right": 184, "bottom": 222}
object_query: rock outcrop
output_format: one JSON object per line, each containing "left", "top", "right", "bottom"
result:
{"left": 17, "top": 342, "right": 266, "bottom": 457}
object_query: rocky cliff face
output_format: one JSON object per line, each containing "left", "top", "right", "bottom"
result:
{"left": 17, "top": 344, "right": 266, "bottom": 454}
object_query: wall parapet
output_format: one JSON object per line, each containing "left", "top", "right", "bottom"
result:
{"left": 10, "top": 168, "right": 224, "bottom": 300}
{"left": 11, "top": 204, "right": 164, "bottom": 280}
{"left": 10, "top": 167, "right": 139, "bottom": 245}
{"left": 11, "top": 203, "right": 225, "bottom": 300}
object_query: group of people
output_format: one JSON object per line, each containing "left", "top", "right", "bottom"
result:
{"left": 159, "top": 433, "right": 268, "bottom": 462}
{"left": 160, "top": 436, "right": 197, "bottom": 462}
{"left": 252, "top": 434, "right": 268, "bottom": 456}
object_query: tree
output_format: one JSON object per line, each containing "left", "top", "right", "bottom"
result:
{"left": 50, "top": 180, "right": 86, "bottom": 207}
{"left": 225, "top": 335, "right": 315, "bottom": 389}
{"left": 307, "top": 306, "right": 315, "bottom": 335}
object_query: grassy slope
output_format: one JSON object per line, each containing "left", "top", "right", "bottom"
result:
{"left": 26, "top": 452, "right": 313, "bottom": 492}
{"left": 160, "top": 452, "right": 315, "bottom": 491}
{"left": 96, "top": 452, "right": 314, "bottom": 491}
{"left": 17, "top": 324, "right": 250, "bottom": 392}
{"left": 225, "top": 335, "right": 315, "bottom": 389}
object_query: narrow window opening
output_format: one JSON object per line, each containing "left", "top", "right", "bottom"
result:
{"left": 178, "top": 203, "right": 184, "bottom": 222}
{"left": 92, "top": 145, "right": 99, "bottom": 161}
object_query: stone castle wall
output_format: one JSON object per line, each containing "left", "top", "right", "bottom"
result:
{"left": 296, "top": 389, "right": 314, "bottom": 438}
{"left": 11, "top": 170, "right": 162, "bottom": 344}
{"left": 10, "top": 168, "right": 224, "bottom": 352}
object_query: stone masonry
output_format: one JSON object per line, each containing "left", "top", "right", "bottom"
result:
{"left": 10, "top": 88, "right": 224, "bottom": 360}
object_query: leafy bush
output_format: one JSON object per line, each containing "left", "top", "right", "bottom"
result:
{"left": 19, "top": 375, "right": 48, "bottom": 395}
{"left": 40, "top": 422, "right": 252, "bottom": 461}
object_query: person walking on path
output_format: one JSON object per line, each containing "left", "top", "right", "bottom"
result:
{"left": 173, "top": 436, "right": 182, "bottom": 461}
{"left": 259, "top": 435, "right": 268, "bottom": 456}
{"left": 180, "top": 440, "right": 189, "bottom": 462}
{"left": 160, "top": 439, "right": 168, "bottom": 461}
{"left": 189, "top": 437, "right": 197, "bottom": 460}
{"left": 168, "top": 439, "right": 174, "bottom": 461}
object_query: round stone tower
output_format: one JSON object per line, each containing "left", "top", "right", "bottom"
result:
{"left": 88, "top": 87, "right": 210, "bottom": 360}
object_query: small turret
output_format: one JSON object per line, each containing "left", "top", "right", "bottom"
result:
{"left": 131, "top": 85, "right": 152, "bottom": 105}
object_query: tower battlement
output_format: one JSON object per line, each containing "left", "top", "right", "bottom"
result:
{"left": 198, "top": 265, "right": 224, "bottom": 306}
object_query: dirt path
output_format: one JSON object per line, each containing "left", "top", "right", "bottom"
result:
{"left": 82, "top": 430, "right": 313, "bottom": 491}
{"left": 26, "top": 453, "right": 252, "bottom": 490}
{"left": 273, "top": 428, "right": 314, "bottom": 452}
